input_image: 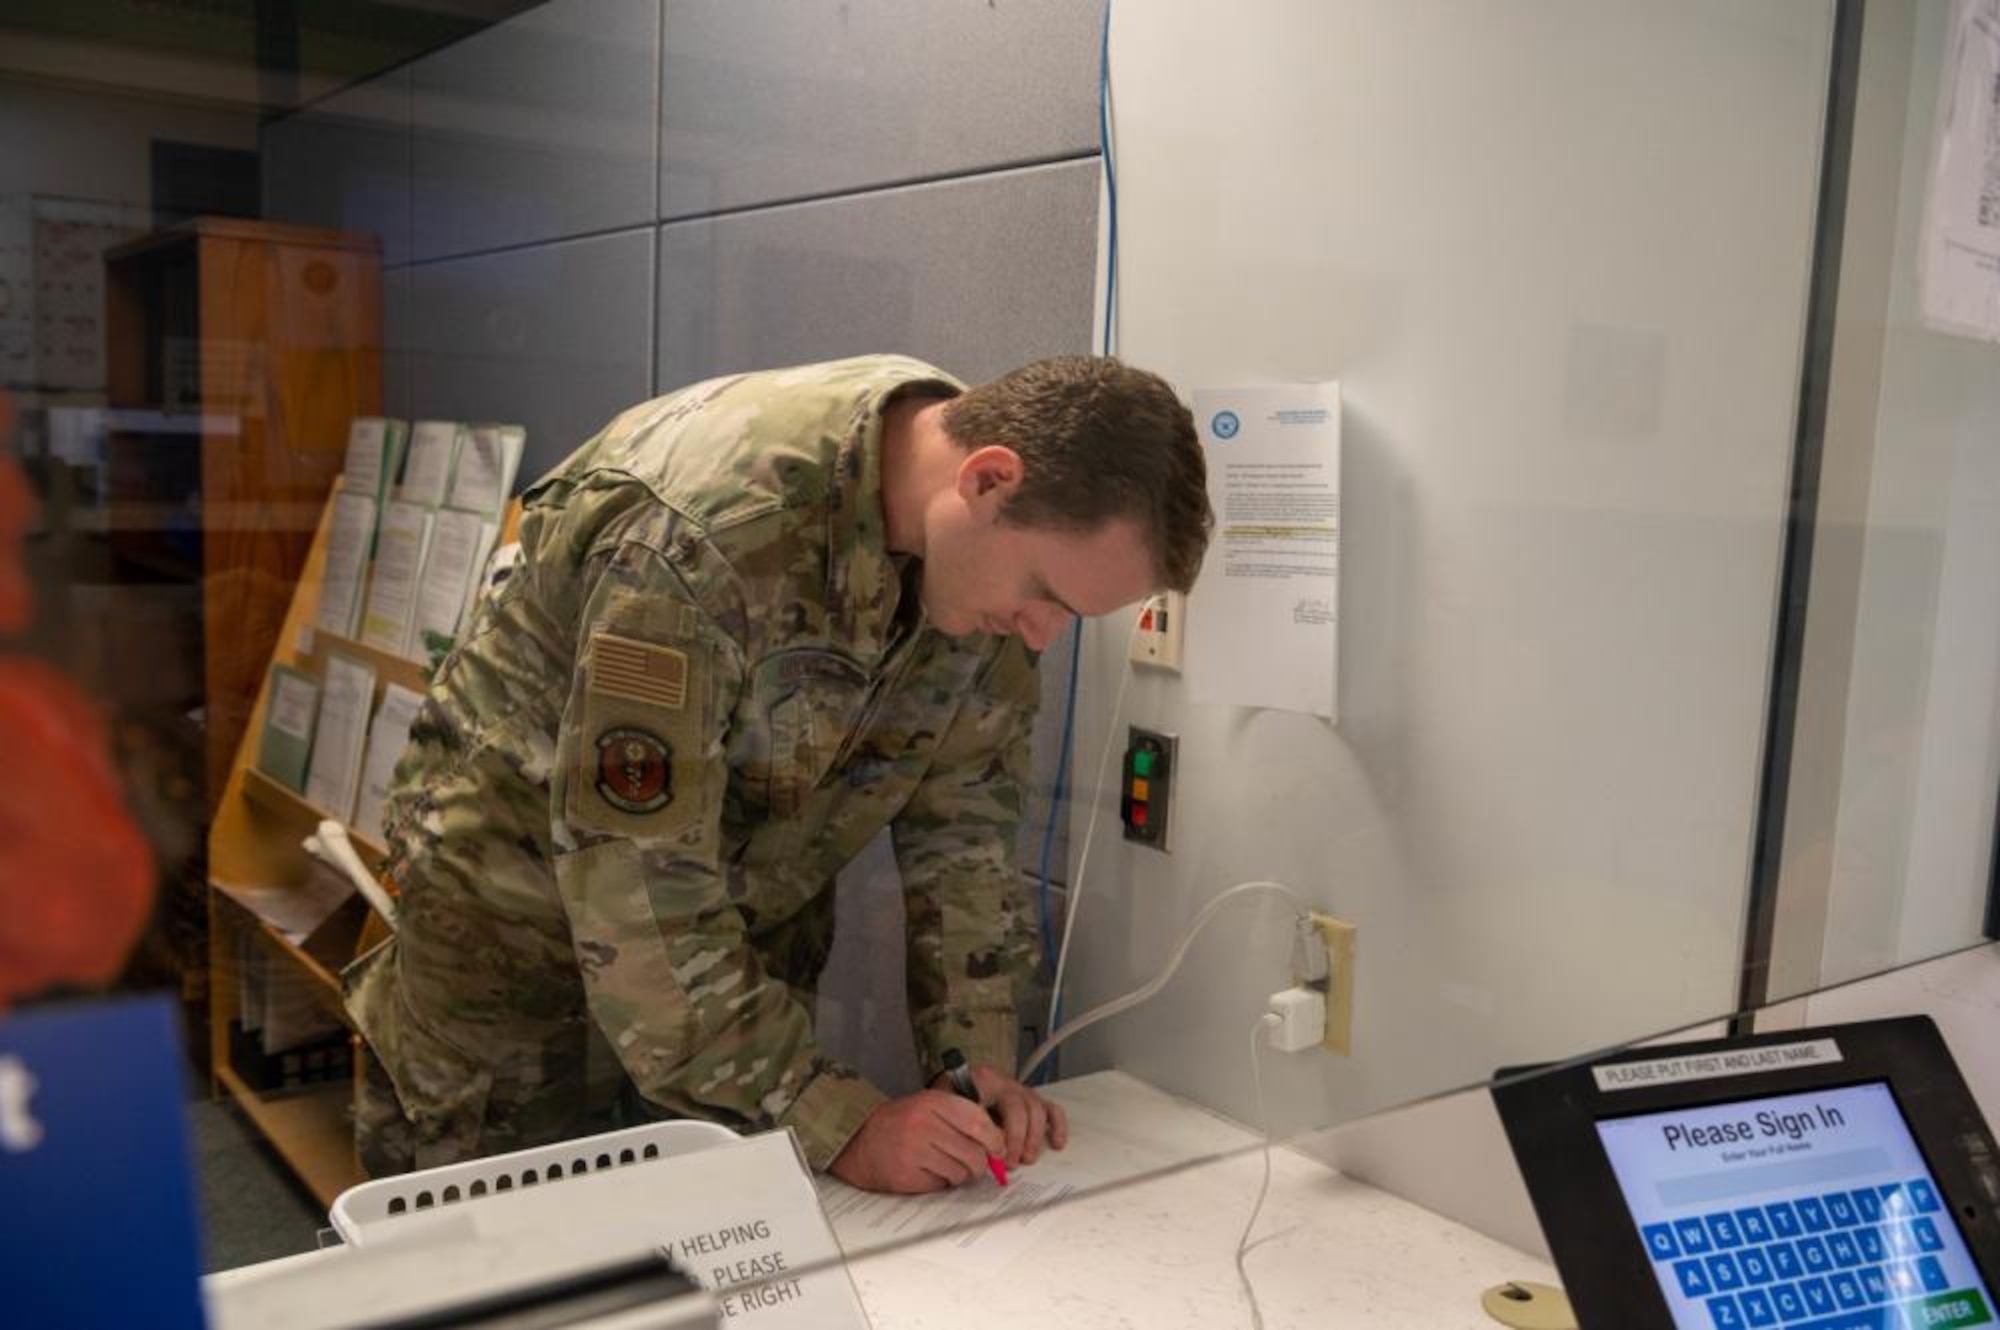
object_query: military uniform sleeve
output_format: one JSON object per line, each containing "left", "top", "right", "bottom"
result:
{"left": 549, "top": 536, "right": 887, "bottom": 1169}
{"left": 891, "top": 638, "right": 1041, "bottom": 1079}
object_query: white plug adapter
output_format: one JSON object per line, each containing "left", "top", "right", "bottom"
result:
{"left": 1265, "top": 986, "right": 1327, "bottom": 1053}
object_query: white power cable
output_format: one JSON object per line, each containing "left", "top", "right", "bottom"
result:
{"left": 1237, "top": 1012, "right": 1282, "bottom": 1330}
{"left": 1043, "top": 613, "right": 1143, "bottom": 1042}
{"left": 1021, "top": 879, "right": 1310, "bottom": 1084}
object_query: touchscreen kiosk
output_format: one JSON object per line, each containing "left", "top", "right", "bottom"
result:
{"left": 1493, "top": 1016, "right": 2000, "bottom": 1330}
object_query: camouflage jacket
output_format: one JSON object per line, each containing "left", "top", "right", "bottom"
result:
{"left": 344, "top": 356, "right": 1040, "bottom": 1171}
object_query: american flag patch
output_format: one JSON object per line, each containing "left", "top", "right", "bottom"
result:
{"left": 591, "top": 633, "right": 689, "bottom": 709}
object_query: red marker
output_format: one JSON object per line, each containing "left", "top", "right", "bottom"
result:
{"left": 940, "top": 1048, "right": 1009, "bottom": 1186}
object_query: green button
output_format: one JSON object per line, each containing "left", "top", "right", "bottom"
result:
{"left": 1906, "top": 1289, "right": 1994, "bottom": 1329}
{"left": 1132, "top": 750, "right": 1154, "bottom": 777}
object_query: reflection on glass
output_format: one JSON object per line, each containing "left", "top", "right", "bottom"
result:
{"left": 1769, "top": 0, "right": 2000, "bottom": 1005}
{"left": 0, "top": 4, "right": 1992, "bottom": 1319}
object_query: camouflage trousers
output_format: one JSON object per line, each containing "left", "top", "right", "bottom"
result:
{"left": 354, "top": 1046, "right": 643, "bottom": 1177}
{"left": 353, "top": 1049, "right": 432, "bottom": 1178}
{"left": 352, "top": 891, "right": 838, "bottom": 1178}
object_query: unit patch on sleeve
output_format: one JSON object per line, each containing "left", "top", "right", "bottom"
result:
{"left": 593, "top": 726, "right": 673, "bottom": 813}
{"left": 566, "top": 627, "right": 715, "bottom": 852}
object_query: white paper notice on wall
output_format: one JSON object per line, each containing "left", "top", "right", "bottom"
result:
{"left": 1919, "top": 0, "right": 2000, "bottom": 341}
{"left": 1185, "top": 383, "right": 1341, "bottom": 720}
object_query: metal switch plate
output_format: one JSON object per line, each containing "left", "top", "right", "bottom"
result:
{"left": 1120, "top": 726, "right": 1177, "bottom": 851}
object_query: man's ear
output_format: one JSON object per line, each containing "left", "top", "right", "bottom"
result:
{"left": 955, "top": 445, "right": 1025, "bottom": 511}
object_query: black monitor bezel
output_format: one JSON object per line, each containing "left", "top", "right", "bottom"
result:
{"left": 1492, "top": 1015, "right": 2000, "bottom": 1330}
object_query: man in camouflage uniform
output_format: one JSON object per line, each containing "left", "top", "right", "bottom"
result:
{"left": 345, "top": 354, "right": 1211, "bottom": 1193}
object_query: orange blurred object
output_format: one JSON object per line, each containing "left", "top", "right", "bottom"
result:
{"left": 0, "top": 660, "right": 157, "bottom": 1005}
{"left": 0, "top": 394, "right": 158, "bottom": 1011}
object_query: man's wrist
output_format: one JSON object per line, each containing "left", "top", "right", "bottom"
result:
{"left": 779, "top": 1064, "right": 889, "bottom": 1171}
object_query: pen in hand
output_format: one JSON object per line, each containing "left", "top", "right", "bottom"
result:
{"left": 940, "top": 1048, "right": 1009, "bottom": 1187}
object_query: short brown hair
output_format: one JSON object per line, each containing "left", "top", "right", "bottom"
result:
{"left": 943, "top": 356, "right": 1212, "bottom": 592}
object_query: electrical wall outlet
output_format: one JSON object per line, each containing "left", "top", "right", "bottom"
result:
{"left": 1128, "top": 591, "right": 1184, "bottom": 671}
{"left": 1309, "top": 912, "right": 1357, "bottom": 1056}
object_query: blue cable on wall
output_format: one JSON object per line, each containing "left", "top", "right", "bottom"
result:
{"left": 1034, "top": 0, "right": 1117, "bottom": 1080}
{"left": 1096, "top": 0, "right": 1119, "bottom": 360}
{"left": 1037, "top": 621, "right": 1083, "bottom": 975}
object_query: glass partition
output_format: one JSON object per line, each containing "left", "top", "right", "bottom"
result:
{"left": 1054, "top": 0, "right": 1997, "bottom": 1148}
{"left": 0, "top": 0, "right": 1994, "bottom": 1313}
{"left": 1762, "top": 0, "right": 2000, "bottom": 1008}
{"left": 1060, "top": 0, "right": 1845, "bottom": 1140}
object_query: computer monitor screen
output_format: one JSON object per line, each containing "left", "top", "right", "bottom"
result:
{"left": 1595, "top": 1081, "right": 1996, "bottom": 1330}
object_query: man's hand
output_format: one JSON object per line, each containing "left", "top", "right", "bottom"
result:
{"left": 828, "top": 1089, "right": 1007, "bottom": 1194}
{"left": 954, "top": 1062, "right": 1069, "bottom": 1168}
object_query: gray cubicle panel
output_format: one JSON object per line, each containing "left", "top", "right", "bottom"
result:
{"left": 259, "top": 0, "right": 1102, "bottom": 1070}
{"left": 658, "top": 0, "right": 1104, "bottom": 220}
{"left": 260, "top": 70, "right": 413, "bottom": 267}
{"left": 653, "top": 156, "right": 1098, "bottom": 916}
{"left": 402, "top": 228, "right": 656, "bottom": 484}
{"left": 382, "top": 266, "right": 414, "bottom": 423}
{"left": 410, "top": 0, "right": 658, "bottom": 263}
{"left": 654, "top": 159, "right": 1099, "bottom": 395}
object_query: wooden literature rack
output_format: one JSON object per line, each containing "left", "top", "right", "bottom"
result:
{"left": 206, "top": 482, "right": 517, "bottom": 1204}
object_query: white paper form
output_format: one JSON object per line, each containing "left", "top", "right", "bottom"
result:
{"left": 343, "top": 418, "right": 389, "bottom": 500}
{"left": 304, "top": 653, "right": 376, "bottom": 824}
{"left": 316, "top": 492, "right": 378, "bottom": 639}
{"left": 359, "top": 500, "right": 434, "bottom": 657}
{"left": 447, "top": 423, "right": 524, "bottom": 517}
{"left": 1921, "top": 0, "right": 2000, "bottom": 340}
{"left": 1184, "top": 383, "right": 1342, "bottom": 719}
{"left": 411, "top": 508, "right": 486, "bottom": 661}
{"left": 353, "top": 683, "right": 426, "bottom": 845}
{"left": 818, "top": 1157, "right": 1102, "bottom": 1277}
{"left": 398, "top": 420, "right": 462, "bottom": 508}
